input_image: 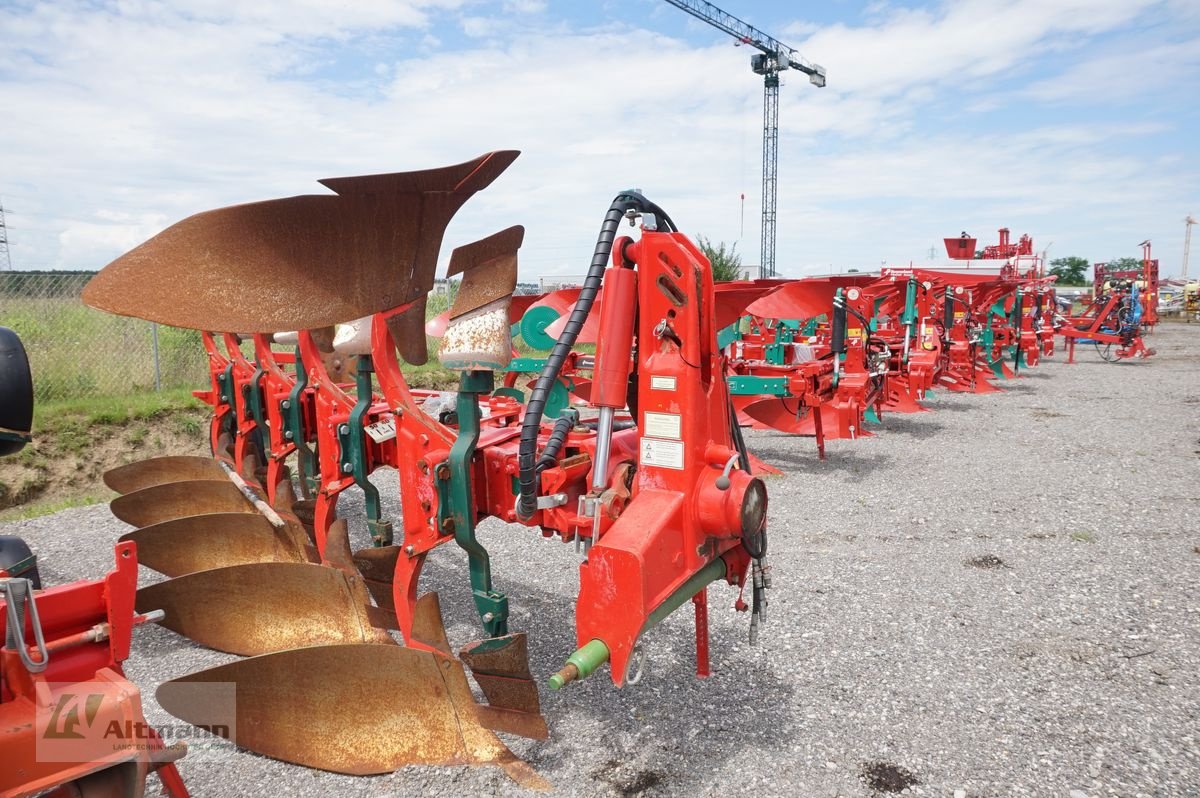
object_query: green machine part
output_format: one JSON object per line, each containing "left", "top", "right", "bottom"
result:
{"left": 901, "top": 277, "right": 919, "bottom": 325}
{"left": 436, "top": 370, "right": 508, "bottom": 638}
{"left": 1009, "top": 288, "right": 1023, "bottom": 374}
{"left": 901, "top": 277, "right": 919, "bottom": 364}
{"left": 245, "top": 358, "right": 269, "bottom": 465}
{"left": 519, "top": 305, "right": 562, "bottom": 351}
{"left": 717, "top": 322, "right": 741, "bottom": 350}
{"left": 979, "top": 315, "right": 1006, "bottom": 380}
{"left": 215, "top": 362, "right": 237, "bottom": 448}
{"left": 763, "top": 321, "right": 798, "bottom": 365}
{"left": 726, "top": 376, "right": 790, "bottom": 396}
{"left": 337, "top": 355, "right": 392, "bottom": 546}
{"left": 282, "top": 346, "right": 319, "bottom": 497}
{"left": 504, "top": 357, "right": 573, "bottom": 418}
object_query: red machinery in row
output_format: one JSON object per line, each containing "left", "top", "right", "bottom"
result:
{"left": 1054, "top": 241, "right": 1157, "bottom": 362}
{"left": 718, "top": 258, "right": 1038, "bottom": 447}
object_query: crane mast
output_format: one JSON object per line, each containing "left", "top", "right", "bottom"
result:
{"left": 662, "top": 0, "right": 826, "bottom": 278}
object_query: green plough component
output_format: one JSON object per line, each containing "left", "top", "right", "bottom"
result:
{"left": 438, "top": 370, "right": 508, "bottom": 638}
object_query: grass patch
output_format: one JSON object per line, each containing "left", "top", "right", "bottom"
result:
{"left": 4, "top": 389, "right": 209, "bottom": 515}
{"left": 5, "top": 294, "right": 208, "bottom": 402}
{"left": 0, "top": 493, "right": 108, "bottom": 521}
{"left": 125, "top": 426, "right": 149, "bottom": 446}
{"left": 33, "top": 388, "right": 202, "bottom": 431}
{"left": 1070, "top": 530, "right": 1097, "bottom": 543}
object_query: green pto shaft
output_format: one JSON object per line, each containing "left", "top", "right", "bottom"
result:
{"left": 548, "top": 639, "right": 610, "bottom": 690}
{"left": 549, "top": 557, "right": 727, "bottom": 689}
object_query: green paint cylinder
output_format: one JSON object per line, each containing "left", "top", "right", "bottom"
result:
{"left": 549, "top": 557, "right": 728, "bottom": 689}
{"left": 902, "top": 278, "right": 918, "bottom": 325}
{"left": 548, "top": 639, "right": 610, "bottom": 690}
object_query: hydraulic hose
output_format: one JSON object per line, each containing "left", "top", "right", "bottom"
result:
{"left": 535, "top": 413, "right": 576, "bottom": 475}
{"left": 830, "top": 290, "right": 848, "bottom": 355}
{"left": 516, "top": 191, "right": 674, "bottom": 520}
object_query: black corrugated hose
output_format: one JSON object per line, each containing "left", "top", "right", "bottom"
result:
{"left": 515, "top": 191, "right": 675, "bottom": 520}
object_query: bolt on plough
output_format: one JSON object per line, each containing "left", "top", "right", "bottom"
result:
{"left": 79, "top": 152, "right": 773, "bottom": 786}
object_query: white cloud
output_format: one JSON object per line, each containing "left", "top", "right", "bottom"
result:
{"left": 503, "top": 0, "right": 546, "bottom": 13}
{"left": 1022, "top": 37, "right": 1200, "bottom": 103}
{"left": 0, "top": 0, "right": 1196, "bottom": 281}
{"left": 793, "top": 0, "right": 1160, "bottom": 96}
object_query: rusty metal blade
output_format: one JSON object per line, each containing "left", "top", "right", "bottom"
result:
{"left": 135, "top": 562, "right": 392, "bottom": 655}
{"left": 104, "top": 456, "right": 226, "bottom": 494}
{"left": 446, "top": 226, "right": 523, "bottom": 319}
{"left": 383, "top": 301, "right": 432, "bottom": 365}
{"left": 82, "top": 152, "right": 520, "bottom": 362}
{"left": 110, "top": 480, "right": 255, "bottom": 527}
{"left": 118, "top": 513, "right": 312, "bottom": 578}
{"left": 459, "top": 633, "right": 548, "bottom": 740}
{"left": 351, "top": 545, "right": 401, "bottom": 614}
{"left": 156, "top": 642, "right": 548, "bottom": 786}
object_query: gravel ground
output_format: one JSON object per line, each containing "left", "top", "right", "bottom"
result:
{"left": 5, "top": 324, "right": 1198, "bottom": 798}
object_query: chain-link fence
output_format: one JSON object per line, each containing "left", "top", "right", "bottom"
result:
{"left": 0, "top": 271, "right": 209, "bottom": 402}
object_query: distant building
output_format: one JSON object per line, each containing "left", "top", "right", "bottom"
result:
{"left": 539, "top": 275, "right": 587, "bottom": 291}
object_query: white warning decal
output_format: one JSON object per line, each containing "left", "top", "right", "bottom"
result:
{"left": 643, "top": 411, "right": 682, "bottom": 440}
{"left": 640, "top": 437, "right": 685, "bottom": 470}
{"left": 650, "top": 375, "right": 677, "bottom": 391}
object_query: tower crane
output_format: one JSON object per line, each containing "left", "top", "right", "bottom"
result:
{"left": 1183, "top": 214, "right": 1195, "bottom": 280}
{"left": 662, "top": 0, "right": 826, "bottom": 278}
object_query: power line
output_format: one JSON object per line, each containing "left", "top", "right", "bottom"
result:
{"left": 1183, "top": 214, "right": 1196, "bottom": 281}
{"left": 0, "top": 200, "right": 13, "bottom": 271}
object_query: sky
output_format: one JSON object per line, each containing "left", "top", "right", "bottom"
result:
{"left": 1, "top": 0, "right": 1198, "bottom": 280}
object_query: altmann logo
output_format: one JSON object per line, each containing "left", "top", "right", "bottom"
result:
{"left": 42, "top": 692, "right": 230, "bottom": 742}
{"left": 101, "top": 720, "right": 231, "bottom": 739}
{"left": 43, "top": 692, "right": 106, "bottom": 739}
{"left": 37, "top": 680, "right": 238, "bottom": 766}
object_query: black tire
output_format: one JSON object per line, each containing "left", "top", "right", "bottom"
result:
{"left": 0, "top": 535, "right": 41, "bottom": 588}
{"left": 0, "top": 326, "right": 34, "bottom": 456}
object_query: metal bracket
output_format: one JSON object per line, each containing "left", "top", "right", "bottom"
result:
{"left": 715, "top": 453, "right": 740, "bottom": 491}
{"left": 2, "top": 578, "right": 49, "bottom": 673}
{"left": 624, "top": 641, "right": 647, "bottom": 686}
{"left": 515, "top": 493, "right": 569, "bottom": 514}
